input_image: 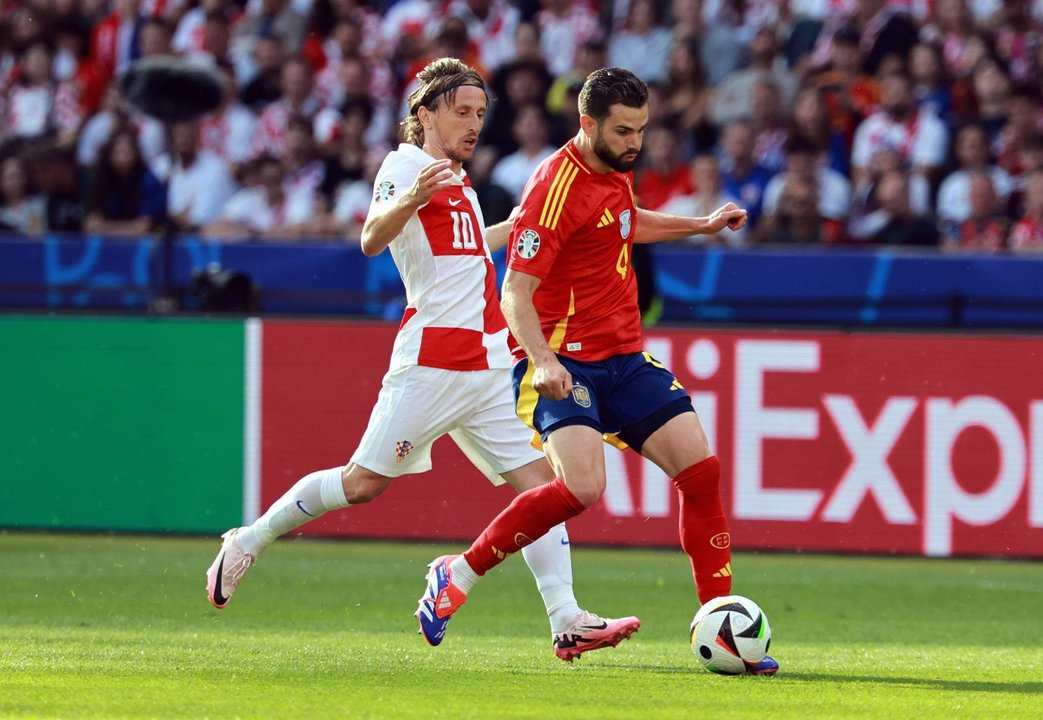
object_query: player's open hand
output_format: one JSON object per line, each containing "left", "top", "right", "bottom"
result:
{"left": 533, "top": 358, "right": 573, "bottom": 401}
{"left": 706, "top": 202, "right": 748, "bottom": 233}
{"left": 407, "top": 159, "right": 455, "bottom": 206}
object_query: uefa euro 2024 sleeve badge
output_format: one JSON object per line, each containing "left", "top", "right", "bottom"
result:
{"left": 375, "top": 180, "right": 395, "bottom": 203}
{"left": 516, "top": 228, "right": 541, "bottom": 259}
{"left": 619, "top": 209, "right": 632, "bottom": 239}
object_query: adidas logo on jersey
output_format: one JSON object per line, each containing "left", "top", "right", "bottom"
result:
{"left": 713, "top": 562, "right": 732, "bottom": 578}
{"left": 596, "top": 208, "right": 615, "bottom": 228}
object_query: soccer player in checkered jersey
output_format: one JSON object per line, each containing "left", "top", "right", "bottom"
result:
{"left": 206, "top": 58, "right": 639, "bottom": 661}
{"left": 417, "top": 68, "right": 778, "bottom": 674}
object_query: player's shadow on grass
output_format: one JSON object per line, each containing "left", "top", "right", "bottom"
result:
{"left": 785, "top": 673, "right": 1043, "bottom": 695}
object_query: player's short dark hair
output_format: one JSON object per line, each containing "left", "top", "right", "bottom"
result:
{"left": 578, "top": 67, "right": 648, "bottom": 123}
{"left": 401, "top": 57, "right": 487, "bottom": 146}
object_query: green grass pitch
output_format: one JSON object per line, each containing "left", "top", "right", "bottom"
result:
{"left": 1, "top": 532, "right": 1041, "bottom": 719}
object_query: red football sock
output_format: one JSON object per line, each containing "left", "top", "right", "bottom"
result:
{"left": 463, "top": 478, "right": 586, "bottom": 575}
{"left": 674, "top": 456, "right": 732, "bottom": 604}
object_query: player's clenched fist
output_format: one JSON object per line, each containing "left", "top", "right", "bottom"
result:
{"left": 533, "top": 358, "right": 573, "bottom": 401}
{"left": 706, "top": 202, "right": 748, "bottom": 233}
{"left": 405, "top": 159, "right": 455, "bottom": 207}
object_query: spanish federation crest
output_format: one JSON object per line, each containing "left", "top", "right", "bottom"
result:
{"left": 572, "top": 384, "right": 592, "bottom": 408}
{"left": 375, "top": 180, "right": 396, "bottom": 202}
{"left": 619, "top": 209, "right": 632, "bottom": 239}
{"left": 516, "top": 228, "right": 541, "bottom": 259}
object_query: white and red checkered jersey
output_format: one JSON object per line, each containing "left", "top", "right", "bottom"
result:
{"left": 370, "top": 143, "right": 511, "bottom": 372}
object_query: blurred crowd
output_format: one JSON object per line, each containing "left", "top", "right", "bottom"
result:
{"left": 2, "top": 0, "right": 1043, "bottom": 253}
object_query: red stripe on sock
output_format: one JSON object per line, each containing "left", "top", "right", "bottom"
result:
{"left": 674, "top": 456, "right": 732, "bottom": 604}
{"left": 463, "top": 478, "right": 585, "bottom": 575}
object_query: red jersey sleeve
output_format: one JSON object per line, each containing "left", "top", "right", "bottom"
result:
{"left": 507, "top": 151, "right": 589, "bottom": 280}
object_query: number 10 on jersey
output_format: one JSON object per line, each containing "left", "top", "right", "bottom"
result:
{"left": 451, "top": 210, "right": 478, "bottom": 250}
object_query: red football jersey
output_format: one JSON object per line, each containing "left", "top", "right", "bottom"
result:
{"left": 507, "top": 140, "right": 643, "bottom": 362}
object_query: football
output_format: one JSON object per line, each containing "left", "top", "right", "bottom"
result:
{"left": 690, "top": 595, "right": 772, "bottom": 674}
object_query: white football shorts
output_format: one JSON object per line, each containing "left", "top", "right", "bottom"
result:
{"left": 350, "top": 364, "right": 543, "bottom": 484}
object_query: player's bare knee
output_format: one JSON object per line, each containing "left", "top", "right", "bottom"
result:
{"left": 341, "top": 466, "right": 391, "bottom": 504}
{"left": 562, "top": 475, "right": 605, "bottom": 507}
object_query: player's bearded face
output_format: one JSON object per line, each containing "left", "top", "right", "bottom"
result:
{"left": 591, "top": 104, "right": 648, "bottom": 172}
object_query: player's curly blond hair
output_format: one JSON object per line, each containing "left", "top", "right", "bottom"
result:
{"left": 401, "top": 58, "right": 487, "bottom": 146}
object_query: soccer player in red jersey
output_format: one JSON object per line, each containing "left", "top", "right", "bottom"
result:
{"left": 419, "top": 68, "right": 777, "bottom": 673}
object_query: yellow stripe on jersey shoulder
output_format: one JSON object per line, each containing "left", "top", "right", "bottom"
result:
{"left": 539, "top": 158, "right": 573, "bottom": 228}
{"left": 563, "top": 147, "right": 590, "bottom": 173}
{"left": 549, "top": 163, "right": 580, "bottom": 231}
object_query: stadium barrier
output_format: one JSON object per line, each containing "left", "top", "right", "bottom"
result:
{"left": 4, "top": 314, "right": 1041, "bottom": 559}
{"left": 4, "top": 233, "right": 1043, "bottom": 327}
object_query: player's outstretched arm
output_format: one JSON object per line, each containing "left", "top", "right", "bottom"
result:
{"left": 360, "top": 159, "right": 454, "bottom": 256}
{"left": 501, "top": 269, "right": 573, "bottom": 401}
{"left": 632, "top": 203, "right": 748, "bottom": 244}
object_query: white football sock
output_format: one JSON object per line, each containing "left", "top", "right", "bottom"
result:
{"left": 448, "top": 555, "right": 480, "bottom": 593}
{"left": 521, "top": 523, "right": 583, "bottom": 633}
{"left": 237, "top": 466, "right": 349, "bottom": 556}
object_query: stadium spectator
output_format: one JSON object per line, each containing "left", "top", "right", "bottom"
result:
{"left": 172, "top": 0, "right": 236, "bottom": 60}
{"left": 858, "top": 168, "right": 940, "bottom": 245}
{"left": 26, "top": 144, "right": 84, "bottom": 232}
{"left": 0, "top": 41, "right": 82, "bottom": 146}
{"left": 1009, "top": 169, "right": 1043, "bottom": 252}
{"left": 536, "top": 0, "right": 602, "bottom": 78}
{"left": 711, "top": 27, "right": 797, "bottom": 129}
{"left": 607, "top": 0, "right": 672, "bottom": 84}
{"left": 0, "top": 153, "right": 46, "bottom": 235}
{"left": 548, "top": 79, "right": 584, "bottom": 147}
{"left": 788, "top": 84, "right": 851, "bottom": 177}
{"left": 750, "top": 80, "right": 789, "bottom": 174}
{"left": 162, "top": 120, "right": 236, "bottom": 232}
{"left": 998, "top": 85, "right": 1043, "bottom": 177}
{"left": 851, "top": 71, "right": 949, "bottom": 187}
{"left": 491, "top": 103, "right": 556, "bottom": 202}
{"left": 810, "top": 24, "right": 880, "bottom": 149}
{"left": 325, "top": 148, "right": 384, "bottom": 238}
{"left": 719, "top": 119, "right": 774, "bottom": 228}
{"left": 545, "top": 38, "right": 604, "bottom": 116}
{"left": 484, "top": 59, "right": 551, "bottom": 157}
{"left": 249, "top": 56, "right": 320, "bottom": 159}
{"left": 205, "top": 154, "right": 318, "bottom": 239}
{"left": 969, "top": 58, "right": 1012, "bottom": 148}
{"left": 75, "top": 84, "right": 166, "bottom": 172}
{"left": 662, "top": 35, "right": 714, "bottom": 151}
{"left": 760, "top": 176, "right": 847, "bottom": 245}
{"left": 197, "top": 62, "right": 258, "bottom": 166}
{"left": 763, "top": 135, "right": 852, "bottom": 222}
{"left": 84, "top": 129, "right": 166, "bottom": 236}
{"left": 937, "top": 122, "right": 1012, "bottom": 224}
{"left": 921, "top": 0, "right": 977, "bottom": 79}
{"left": 89, "top": 0, "right": 147, "bottom": 91}
{"left": 446, "top": 0, "right": 521, "bottom": 72}
{"left": 635, "top": 123, "right": 693, "bottom": 211}
{"left": 319, "top": 99, "right": 373, "bottom": 207}
{"left": 238, "top": 35, "right": 285, "bottom": 113}
{"left": 139, "top": 17, "right": 173, "bottom": 58}
{"left": 849, "top": 145, "right": 932, "bottom": 238}
{"left": 659, "top": 153, "right": 747, "bottom": 246}
{"left": 910, "top": 42, "right": 953, "bottom": 122}
{"left": 941, "top": 171, "right": 1009, "bottom": 251}
{"left": 994, "top": 0, "right": 1040, "bottom": 84}
{"left": 231, "top": 0, "right": 308, "bottom": 58}
{"left": 810, "top": 0, "right": 919, "bottom": 76}
{"left": 281, "top": 115, "right": 325, "bottom": 206}
{"left": 313, "top": 54, "right": 392, "bottom": 149}
{"left": 697, "top": 0, "right": 783, "bottom": 86}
